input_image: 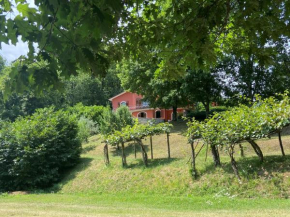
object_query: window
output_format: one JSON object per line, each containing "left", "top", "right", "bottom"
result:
{"left": 138, "top": 112, "right": 147, "bottom": 118}
{"left": 136, "top": 98, "right": 142, "bottom": 107}
{"left": 120, "top": 101, "right": 127, "bottom": 106}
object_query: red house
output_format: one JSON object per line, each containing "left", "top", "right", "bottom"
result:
{"left": 109, "top": 91, "right": 185, "bottom": 121}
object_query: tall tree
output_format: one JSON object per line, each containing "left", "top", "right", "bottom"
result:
{"left": 216, "top": 40, "right": 290, "bottom": 104}
{"left": 182, "top": 69, "right": 222, "bottom": 118}
{"left": 118, "top": 61, "right": 188, "bottom": 121}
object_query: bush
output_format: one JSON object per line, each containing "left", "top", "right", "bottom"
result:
{"left": 99, "top": 106, "right": 119, "bottom": 135}
{"left": 68, "top": 103, "right": 105, "bottom": 123}
{"left": 0, "top": 107, "right": 81, "bottom": 191}
{"left": 77, "top": 116, "right": 99, "bottom": 142}
{"left": 115, "top": 106, "right": 134, "bottom": 129}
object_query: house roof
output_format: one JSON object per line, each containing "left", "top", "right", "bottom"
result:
{"left": 108, "top": 91, "right": 127, "bottom": 101}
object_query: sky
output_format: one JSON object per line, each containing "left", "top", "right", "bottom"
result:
{"left": 0, "top": 0, "right": 36, "bottom": 63}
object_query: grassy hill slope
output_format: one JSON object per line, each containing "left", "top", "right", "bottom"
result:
{"left": 54, "top": 122, "right": 290, "bottom": 198}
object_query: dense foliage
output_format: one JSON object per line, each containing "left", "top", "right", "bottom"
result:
{"left": 99, "top": 106, "right": 133, "bottom": 136}
{"left": 77, "top": 116, "right": 99, "bottom": 143}
{"left": 0, "top": 1, "right": 289, "bottom": 94}
{"left": 125, "top": 1, "right": 290, "bottom": 73}
{"left": 67, "top": 103, "right": 105, "bottom": 124}
{"left": 0, "top": 107, "right": 81, "bottom": 191}
{"left": 0, "top": 60, "right": 122, "bottom": 122}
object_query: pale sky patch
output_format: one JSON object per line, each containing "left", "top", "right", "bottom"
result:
{"left": 0, "top": 0, "right": 36, "bottom": 64}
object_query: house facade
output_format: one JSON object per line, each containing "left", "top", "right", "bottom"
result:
{"left": 109, "top": 91, "right": 185, "bottom": 121}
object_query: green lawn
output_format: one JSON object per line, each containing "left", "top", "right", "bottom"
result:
{"left": 1, "top": 193, "right": 290, "bottom": 216}
{"left": 2, "top": 121, "right": 290, "bottom": 216}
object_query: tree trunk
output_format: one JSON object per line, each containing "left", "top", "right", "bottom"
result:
{"left": 167, "top": 133, "right": 171, "bottom": 159}
{"left": 116, "top": 143, "right": 120, "bottom": 155}
{"left": 190, "top": 141, "right": 197, "bottom": 179}
{"left": 278, "top": 131, "right": 285, "bottom": 156}
{"left": 205, "top": 102, "right": 210, "bottom": 119}
{"left": 202, "top": 101, "right": 210, "bottom": 119}
{"left": 229, "top": 145, "right": 241, "bottom": 181}
{"left": 150, "top": 136, "right": 153, "bottom": 159}
{"left": 121, "top": 142, "right": 127, "bottom": 167}
{"left": 104, "top": 144, "right": 110, "bottom": 166}
{"left": 247, "top": 139, "right": 263, "bottom": 162}
{"left": 239, "top": 143, "right": 244, "bottom": 157}
{"left": 137, "top": 139, "right": 148, "bottom": 167}
{"left": 134, "top": 142, "right": 137, "bottom": 159}
{"left": 211, "top": 144, "right": 221, "bottom": 167}
{"left": 172, "top": 105, "right": 177, "bottom": 121}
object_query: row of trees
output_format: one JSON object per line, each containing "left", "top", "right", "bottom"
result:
{"left": 187, "top": 94, "right": 290, "bottom": 180}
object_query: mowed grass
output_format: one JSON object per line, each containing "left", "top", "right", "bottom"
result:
{"left": 2, "top": 121, "right": 290, "bottom": 216}
{"left": 1, "top": 193, "right": 290, "bottom": 216}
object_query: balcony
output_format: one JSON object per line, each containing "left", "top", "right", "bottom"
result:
{"left": 128, "top": 104, "right": 151, "bottom": 110}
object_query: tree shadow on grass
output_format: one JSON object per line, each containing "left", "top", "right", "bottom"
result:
{"left": 125, "top": 157, "right": 179, "bottom": 169}
{"left": 111, "top": 142, "right": 150, "bottom": 157}
{"left": 82, "top": 144, "right": 97, "bottom": 154}
{"left": 47, "top": 157, "right": 93, "bottom": 193}
{"left": 199, "top": 155, "right": 290, "bottom": 180}
{"left": 110, "top": 142, "right": 177, "bottom": 168}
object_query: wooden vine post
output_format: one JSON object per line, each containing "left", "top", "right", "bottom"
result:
{"left": 150, "top": 135, "right": 153, "bottom": 159}
{"left": 116, "top": 143, "right": 120, "bottom": 156}
{"left": 229, "top": 144, "right": 241, "bottom": 181}
{"left": 134, "top": 142, "right": 137, "bottom": 159}
{"left": 239, "top": 144, "right": 244, "bottom": 157}
{"left": 278, "top": 131, "right": 285, "bottom": 156}
{"left": 190, "top": 141, "right": 197, "bottom": 179}
{"left": 167, "top": 132, "right": 171, "bottom": 159}
{"left": 210, "top": 145, "right": 220, "bottom": 167}
{"left": 137, "top": 138, "right": 148, "bottom": 167}
{"left": 121, "top": 141, "right": 127, "bottom": 167}
{"left": 104, "top": 143, "right": 110, "bottom": 166}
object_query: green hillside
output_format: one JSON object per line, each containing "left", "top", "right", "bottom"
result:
{"left": 54, "top": 122, "right": 290, "bottom": 198}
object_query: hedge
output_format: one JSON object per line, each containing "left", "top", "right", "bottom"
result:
{"left": 0, "top": 107, "right": 81, "bottom": 191}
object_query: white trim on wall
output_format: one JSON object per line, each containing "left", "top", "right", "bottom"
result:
{"left": 108, "top": 91, "right": 127, "bottom": 101}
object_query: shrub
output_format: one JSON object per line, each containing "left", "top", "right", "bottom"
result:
{"left": 99, "top": 106, "right": 119, "bottom": 135}
{"left": 0, "top": 107, "right": 81, "bottom": 191}
{"left": 68, "top": 103, "right": 105, "bottom": 123}
{"left": 77, "top": 116, "right": 99, "bottom": 142}
{"left": 115, "top": 106, "right": 134, "bottom": 129}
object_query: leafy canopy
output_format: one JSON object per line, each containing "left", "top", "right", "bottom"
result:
{"left": 0, "top": 0, "right": 289, "bottom": 93}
